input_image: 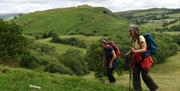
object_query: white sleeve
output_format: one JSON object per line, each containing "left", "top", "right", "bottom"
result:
{"left": 139, "top": 35, "right": 145, "bottom": 43}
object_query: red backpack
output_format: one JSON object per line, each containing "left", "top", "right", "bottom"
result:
{"left": 107, "top": 41, "right": 121, "bottom": 59}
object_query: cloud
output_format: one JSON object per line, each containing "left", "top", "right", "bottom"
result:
{"left": 0, "top": 0, "right": 179, "bottom": 13}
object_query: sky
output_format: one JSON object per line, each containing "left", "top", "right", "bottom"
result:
{"left": 0, "top": 0, "right": 180, "bottom": 13}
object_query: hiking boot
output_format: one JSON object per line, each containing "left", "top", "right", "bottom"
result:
{"left": 150, "top": 85, "right": 159, "bottom": 91}
{"left": 110, "top": 82, "right": 116, "bottom": 86}
{"left": 134, "top": 90, "right": 142, "bottom": 91}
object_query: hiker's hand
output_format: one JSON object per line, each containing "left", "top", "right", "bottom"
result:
{"left": 125, "top": 52, "right": 129, "bottom": 56}
{"left": 109, "top": 63, "right": 112, "bottom": 69}
{"left": 125, "top": 50, "right": 131, "bottom": 56}
{"left": 131, "top": 47, "right": 136, "bottom": 53}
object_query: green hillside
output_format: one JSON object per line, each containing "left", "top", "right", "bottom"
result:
{"left": 1, "top": 6, "right": 180, "bottom": 91}
{"left": 0, "top": 51, "right": 179, "bottom": 91}
{"left": 36, "top": 38, "right": 86, "bottom": 54}
{"left": 15, "top": 5, "right": 129, "bottom": 36}
{"left": 0, "top": 65, "right": 128, "bottom": 91}
{"left": 116, "top": 8, "right": 180, "bottom": 32}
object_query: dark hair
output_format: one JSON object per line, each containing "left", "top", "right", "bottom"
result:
{"left": 100, "top": 39, "right": 108, "bottom": 45}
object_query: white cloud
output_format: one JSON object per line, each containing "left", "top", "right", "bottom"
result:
{"left": 0, "top": 0, "right": 179, "bottom": 13}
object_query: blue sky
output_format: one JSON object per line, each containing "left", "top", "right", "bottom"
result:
{"left": 0, "top": 0, "right": 180, "bottom": 13}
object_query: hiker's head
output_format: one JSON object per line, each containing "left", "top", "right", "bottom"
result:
{"left": 129, "top": 24, "right": 140, "bottom": 38}
{"left": 100, "top": 39, "right": 108, "bottom": 48}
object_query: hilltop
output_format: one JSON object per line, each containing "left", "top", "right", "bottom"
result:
{"left": 15, "top": 5, "right": 129, "bottom": 36}
{"left": 116, "top": 8, "right": 180, "bottom": 32}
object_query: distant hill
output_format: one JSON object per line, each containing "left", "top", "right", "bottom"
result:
{"left": 15, "top": 5, "right": 129, "bottom": 36}
{"left": 116, "top": 8, "right": 180, "bottom": 18}
{"left": 0, "top": 13, "right": 22, "bottom": 20}
{"left": 116, "top": 8, "right": 180, "bottom": 32}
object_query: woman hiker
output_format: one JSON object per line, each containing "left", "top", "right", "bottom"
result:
{"left": 125, "top": 25, "right": 159, "bottom": 91}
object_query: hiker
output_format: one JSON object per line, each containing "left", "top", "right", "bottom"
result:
{"left": 100, "top": 39, "right": 119, "bottom": 83}
{"left": 125, "top": 25, "right": 159, "bottom": 91}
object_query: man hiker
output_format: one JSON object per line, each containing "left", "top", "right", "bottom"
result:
{"left": 100, "top": 39, "right": 119, "bottom": 83}
{"left": 125, "top": 24, "right": 159, "bottom": 91}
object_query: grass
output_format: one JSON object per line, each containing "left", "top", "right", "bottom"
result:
{"left": 141, "top": 22, "right": 162, "bottom": 32}
{"left": 150, "top": 52, "right": 180, "bottom": 91}
{"left": 167, "top": 20, "right": 180, "bottom": 28}
{"left": 168, "top": 13, "right": 180, "bottom": 18}
{"left": 0, "top": 50, "right": 179, "bottom": 91}
{"left": 0, "top": 66, "right": 128, "bottom": 91}
{"left": 15, "top": 6, "right": 128, "bottom": 36}
{"left": 35, "top": 34, "right": 106, "bottom": 55}
{"left": 37, "top": 38, "right": 86, "bottom": 54}
{"left": 117, "top": 52, "right": 180, "bottom": 91}
{"left": 82, "top": 52, "right": 180, "bottom": 91}
{"left": 60, "top": 35, "right": 105, "bottom": 46}
{"left": 163, "top": 32, "right": 180, "bottom": 35}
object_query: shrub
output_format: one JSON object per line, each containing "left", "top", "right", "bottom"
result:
{"left": 0, "top": 20, "right": 28, "bottom": 66}
{"left": 45, "top": 62, "right": 73, "bottom": 75}
{"left": 153, "top": 33, "right": 178, "bottom": 63}
{"left": 61, "top": 49, "right": 89, "bottom": 76}
{"left": 20, "top": 54, "right": 39, "bottom": 69}
{"left": 51, "top": 36, "right": 87, "bottom": 48}
{"left": 51, "top": 33, "right": 61, "bottom": 43}
{"left": 85, "top": 42, "right": 105, "bottom": 78}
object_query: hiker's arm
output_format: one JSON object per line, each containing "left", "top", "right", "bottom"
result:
{"left": 103, "top": 56, "right": 105, "bottom": 66}
{"left": 125, "top": 50, "right": 131, "bottom": 56}
{"left": 131, "top": 41, "right": 147, "bottom": 53}
{"left": 109, "top": 50, "right": 116, "bottom": 68}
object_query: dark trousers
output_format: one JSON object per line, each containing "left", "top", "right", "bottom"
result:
{"left": 132, "top": 63, "right": 158, "bottom": 91}
{"left": 106, "top": 68, "right": 116, "bottom": 83}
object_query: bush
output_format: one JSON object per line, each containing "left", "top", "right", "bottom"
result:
{"left": 85, "top": 42, "right": 105, "bottom": 78}
{"left": 51, "top": 33, "right": 61, "bottom": 43}
{"left": 61, "top": 49, "right": 89, "bottom": 76}
{"left": 20, "top": 54, "right": 39, "bottom": 69}
{"left": 172, "top": 34, "right": 180, "bottom": 46}
{"left": 42, "top": 31, "right": 55, "bottom": 38}
{"left": 169, "top": 25, "right": 180, "bottom": 31}
{"left": 45, "top": 62, "right": 73, "bottom": 75}
{"left": 51, "top": 36, "right": 87, "bottom": 48}
{"left": 0, "top": 20, "right": 29, "bottom": 66}
{"left": 153, "top": 33, "right": 178, "bottom": 63}
{"left": 31, "top": 42, "right": 56, "bottom": 55}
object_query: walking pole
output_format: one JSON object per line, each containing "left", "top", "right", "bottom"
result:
{"left": 128, "top": 52, "right": 133, "bottom": 91}
{"left": 129, "top": 68, "right": 132, "bottom": 91}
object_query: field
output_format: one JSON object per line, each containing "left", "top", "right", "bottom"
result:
{"left": 1, "top": 6, "right": 179, "bottom": 91}
{"left": 0, "top": 52, "right": 179, "bottom": 91}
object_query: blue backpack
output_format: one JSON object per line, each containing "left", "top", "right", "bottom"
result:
{"left": 139, "top": 33, "right": 157, "bottom": 58}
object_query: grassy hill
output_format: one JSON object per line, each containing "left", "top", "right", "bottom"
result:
{"left": 116, "top": 8, "right": 180, "bottom": 32}
{"left": 15, "top": 5, "right": 129, "bottom": 36}
{"left": 117, "top": 52, "right": 180, "bottom": 91}
{"left": 36, "top": 38, "right": 86, "bottom": 54}
{"left": 0, "top": 51, "right": 179, "bottom": 91}
{"left": 1, "top": 6, "right": 179, "bottom": 91}
{"left": 0, "top": 13, "right": 21, "bottom": 20}
{"left": 34, "top": 34, "right": 104, "bottom": 55}
{"left": 0, "top": 66, "right": 128, "bottom": 91}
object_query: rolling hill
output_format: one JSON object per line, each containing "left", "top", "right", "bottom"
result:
{"left": 1, "top": 5, "right": 179, "bottom": 91}
{"left": 0, "top": 65, "right": 128, "bottom": 91}
{"left": 15, "top": 5, "right": 129, "bottom": 36}
{"left": 0, "top": 51, "right": 179, "bottom": 91}
{"left": 116, "top": 8, "right": 180, "bottom": 32}
{"left": 0, "top": 13, "right": 22, "bottom": 20}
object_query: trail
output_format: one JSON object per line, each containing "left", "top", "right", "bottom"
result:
{"left": 117, "top": 52, "right": 180, "bottom": 91}
{"left": 83, "top": 52, "right": 180, "bottom": 91}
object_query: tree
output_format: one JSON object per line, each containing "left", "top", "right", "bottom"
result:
{"left": 61, "top": 49, "right": 89, "bottom": 76}
{"left": 0, "top": 20, "right": 28, "bottom": 66}
{"left": 85, "top": 42, "right": 105, "bottom": 78}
